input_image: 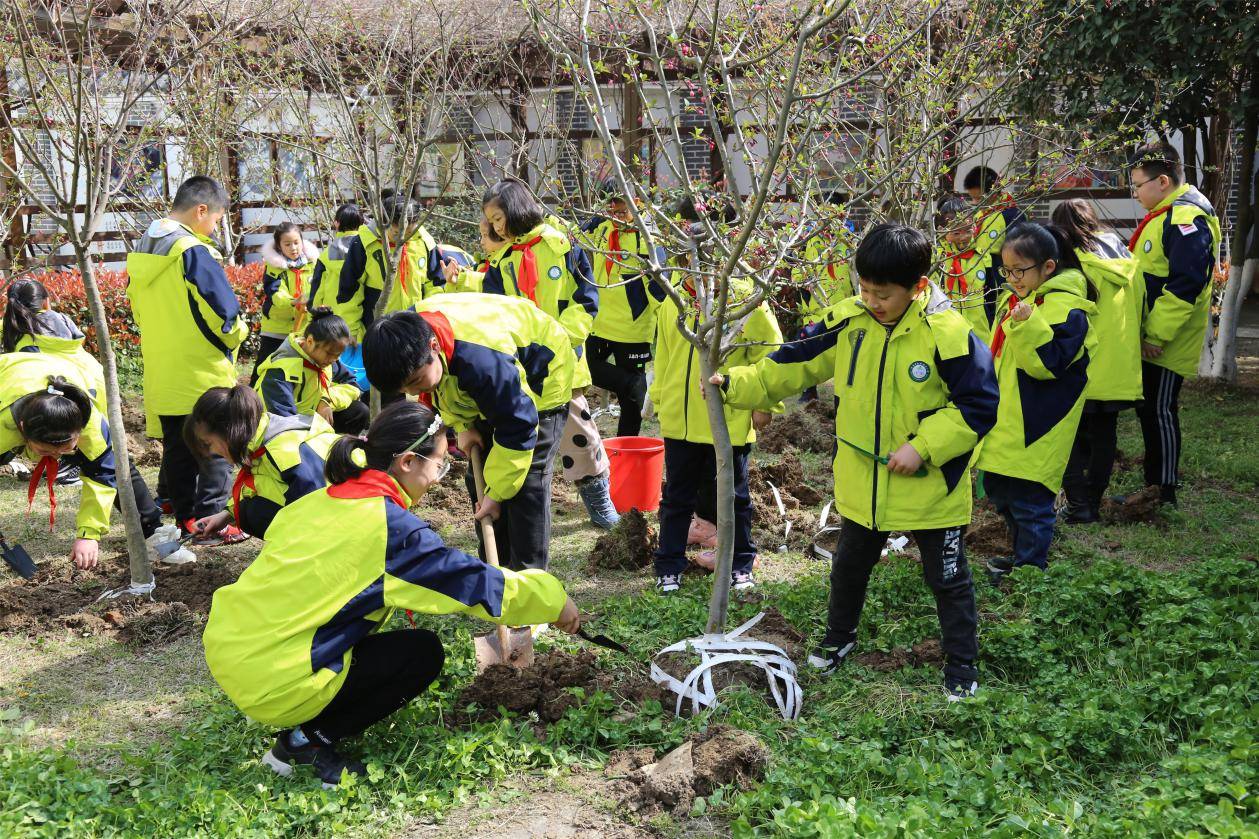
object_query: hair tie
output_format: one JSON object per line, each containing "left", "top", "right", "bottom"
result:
{"left": 356, "top": 434, "right": 368, "bottom": 442}
{"left": 350, "top": 447, "right": 368, "bottom": 468}
{"left": 47, "top": 385, "right": 64, "bottom": 397}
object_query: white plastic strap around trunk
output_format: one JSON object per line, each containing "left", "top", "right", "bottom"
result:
{"left": 96, "top": 580, "right": 156, "bottom": 601}
{"left": 648, "top": 611, "right": 803, "bottom": 720}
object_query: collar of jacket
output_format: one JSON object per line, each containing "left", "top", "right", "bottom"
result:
{"left": 1151, "top": 182, "right": 1191, "bottom": 214}
{"left": 243, "top": 414, "right": 270, "bottom": 466}
{"left": 147, "top": 217, "right": 216, "bottom": 248}
{"left": 328, "top": 468, "right": 411, "bottom": 507}
{"left": 284, "top": 333, "right": 317, "bottom": 366}
{"left": 508, "top": 222, "right": 570, "bottom": 256}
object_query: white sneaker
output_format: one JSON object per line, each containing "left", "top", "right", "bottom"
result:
{"left": 146, "top": 525, "right": 196, "bottom": 565}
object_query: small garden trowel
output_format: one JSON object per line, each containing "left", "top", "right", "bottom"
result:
{"left": 153, "top": 531, "right": 196, "bottom": 561}
{"left": 1, "top": 530, "right": 36, "bottom": 579}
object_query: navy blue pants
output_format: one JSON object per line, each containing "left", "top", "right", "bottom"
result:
{"left": 654, "top": 438, "right": 756, "bottom": 576}
{"left": 983, "top": 472, "right": 1056, "bottom": 569}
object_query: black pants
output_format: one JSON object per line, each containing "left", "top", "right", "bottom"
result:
{"left": 826, "top": 519, "right": 977, "bottom": 675}
{"left": 655, "top": 439, "right": 756, "bottom": 576}
{"left": 332, "top": 400, "right": 370, "bottom": 435}
{"left": 249, "top": 335, "right": 285, "bottom": 387}
{"left": 586, "top": 336, "right": 651, "bottom": 438}
{"left": 158, "top": 414, "right": 233, "bottom": 523}
{"left": 1062, "top": 408, "right": 1121, "bottom": 511}
{"left": 113, "top": 462, "right": 163, "bottom": 539}
{"left": 464, "top": 409, "right": 565, "bottom": 571}
{"left": 303, "top": 629, "right": 444, "bottom": 745}
{"left": 1136, "top": 362, "right": 1183, "bottom": 503}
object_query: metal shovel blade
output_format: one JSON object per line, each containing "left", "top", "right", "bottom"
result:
{"left": 1, "top": 537, "right": 36, "bottom": 580}
{"left": 155, "top": 532, "right": 196, "bottom": 560}
{"left": 473, "top": 626, "right": 536, "bottom": 671}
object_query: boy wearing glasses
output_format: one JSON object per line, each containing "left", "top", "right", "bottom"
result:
{"left": 1127, "top": 143, "right": 1221, "bottom": 506}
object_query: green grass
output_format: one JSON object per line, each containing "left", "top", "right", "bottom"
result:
{"left": 0, "top": 383, "right": 1256, "bottom": 837}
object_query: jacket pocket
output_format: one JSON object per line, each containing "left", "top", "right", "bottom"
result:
{"left": 846, "top": 329, "right": 866, "bottom": 386}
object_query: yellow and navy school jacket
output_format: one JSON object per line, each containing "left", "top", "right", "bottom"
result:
{"left": 336, "top": 223, "right": 444, "bottom": 338}
{"left": 579, "top": 215, "right": 668, "bottom": 345}
{"left": 229, "top": 412, "right": 338, "bottom": 538}
{"left": 793, "top": 226, "right": 855, "bottom": 326}
{"left": 259, "top": 238, "right": 321, "bottom": 338}
{"left": 976, "top": 270, "right": 1097, "bottom": 493}
{"left": 723, "top": 288, "right": 999, "bottom": 531}
{"left": 934, "top": 244, "right": 993, "bottom": 342}
{"left": 309, "top": 233, "right": 361, "bottom": 335}
{"left": 203, "top": 469, "right": 568, "bottom": 727}
{"left": 650, "top": 280, "right": 784, "bottom": 447}
{"left": 480, "top": 222, "right": 599, "bottom": 388}
{"left": 1078, "top": 233, "right": 1144, "bottom": 402}
{"left": 12, "top": 310, "right": 105, "bottom": 391}
{"left": 0, "top": 353, "right": 118, "bottom": 540}
{"left": 1130, "top": 184, "right": 1222, "bottom": 378}
{"left": 126, "top": 218, "right": 248, "bottom": 437}
{"left": 254, "top": 334, "right": 362, "bottom": 419}
{"left": 412, "top": 293, "right": 575, "bottom": 502}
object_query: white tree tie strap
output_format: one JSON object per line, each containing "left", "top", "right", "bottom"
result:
{"left": 96, "top": 580, "right": 156, "bottom": 601}
{"left": 649, "top": 611, "right": 803, "bottom": 720}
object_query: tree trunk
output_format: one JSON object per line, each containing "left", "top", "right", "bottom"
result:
{"left": 77, "top": 249, "right": 153, "bottom": 587}
{"left": 698, "top": 350, "right": 736, "bottom": 635}
{"left": 1182, "top": 122, "right": 1198, "bottom": 188}
{"left": 1205, "top": 65, "right": 1258, "bottom": 382}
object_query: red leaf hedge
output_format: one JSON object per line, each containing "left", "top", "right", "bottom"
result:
{"left": 1, "top": 264, "right": 265, "bottom": 356}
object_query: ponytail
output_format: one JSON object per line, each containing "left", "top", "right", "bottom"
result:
{"left": 1050, "top": 198, "right": 1102, "bottom": 255}
{"left": 3, "top": 278, "right": 50, "bottom": 353}
{"left": 325, "top": 400, "right": 440, "bottom": 485}
{"left": 304, "top": 307, "right": 351, "bottom": 345}
{"left": 185, "top": 385, "right": 263, "bottom": 465}
{"left": 15, "top": 376, "right": 91, "bottom": 445}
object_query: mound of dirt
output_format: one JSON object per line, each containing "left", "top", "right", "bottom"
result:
{"left": 653, "top": 607, "right": 804, "bottom": 713}
{"left": 1101, "top": 485, "right": 1165, "bottom": 524}
{"left": 418, "top": 459, "right": 472, "bottom": 532}
{"left": 608, "top": 725, "right": 769, "bottom": 815}
{"left": 121, "top": 400, "right": 162, "bottom": 467}
{"left": 0, "top": 558, "right": 241, "bottom": 642}
{"left": 965, "top": 500, "right": 1009, "bottom": 558}
{"left": 588, "top": 509, "right": 657, "bottom": 570}
{"left": 855, "top": 638, "right": 944, "bottom": 671}
{"left": 747, "top": 459, "right": 829, "bottom": 551}
{"left": 453, "top": 649, "right": 668, "bottom": 725}
{"left": 756, "top": 400, "right": 834, "bottom": 455}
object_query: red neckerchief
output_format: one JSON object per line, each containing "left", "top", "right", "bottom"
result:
{"left": 327, "top": 468, "right": 406, "bottom": 507}
{"left": 946, "top": 248, "right": 977, "bottom": 295}
{"left": 230, "top": 445, "right": 267, "bottom": 527}
{"left": 27, "top": 456, "right": 58, "bottom": 530}
{"left": 605, "top": 224, "right": 622, "bottom": 281}
{"left": 396, "top": 241, "right": 411, "bottom": 295}
{"left": 1128, "top": 205, "right": 1171, "bottom": 251}
{"left": 989, "top": 294, "right": 1043, "bottom": 358}
{"left": 511, "top": 235, "right": 544, "bottom": 302}
{"left": 416, "top": 310, "right": 455, "bottom": 361}
{"left": 302, "top": 359, "right": 329, "bottom": 392}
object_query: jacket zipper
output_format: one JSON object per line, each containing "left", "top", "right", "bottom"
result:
{"left": 847, "top": 329, "right": 866, "bottom": 387}
{"left": 681, "top": 312, "right": 697, "bottom": 440}
{"left": 870, "top": 323, "right": 893, "bottom": 528}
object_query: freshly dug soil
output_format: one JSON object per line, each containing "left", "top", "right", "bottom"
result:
{"left": 587, "top": 509, "right": 657, "bottom": 570}
{"left": 756, "top": 400, "right": 834, "bottom": 455}
{"left": 121, "top": 400, "right": 163, "bottom": 467}
{"left": 0, "top": 557, "right": 242, "bottom": 642}
{"left": 1101, "top": 485, "right": 1165, "bottom": 524}
{"left": 418, "top": 459, "right": 472, "bottom": 533}
{"left": 965, "top": 500, "right": 1009, "bottom": 558}
{"left": 608, "top": 725, "right": 769, "bottom": 815}
{"left": 653, "top": 607, "right": 804, "bottom": 714}
{"left": 855, "top": 638, "right": 944, "bottom": 671}
{"left": 747, "top": 459, "right": 829, "bottom": 551}
{"left": 453, "top": 649, "right": 668, "bottom": 725}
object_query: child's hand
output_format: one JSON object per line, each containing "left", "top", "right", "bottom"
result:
{"left": 194, "top": 511, "right": 232, "bottom": 538}
{"left": 457, "top": 428, "right": 485, "bottom": 455}
{"left": 708, "top": 373, "right": 725, "bottom": 387}
{"left": 1011, "top": 301, "right": 1034, "bottom": 322}
{"left": 886, "top": 442, "right": 924, "bottom": 475}
{"left": 474, "top": 496, "right": 501, "bottom": 522}
{"left": 317, "top": 402, "right": 335, "bottom": 424}
{"left": 752, "top": 410, "right": 772, "bottom": 431}
{"left": 554, "top": 598, "right": 582, "bottom": 634}
{"left": 70, "top": 538, "right": 99, "bottom": 571}
{"left": 1141, "top": 341, "right": 1164, "bottom": 359}
{"left": 442, "top": 258, "right": 460, "bottom": 284}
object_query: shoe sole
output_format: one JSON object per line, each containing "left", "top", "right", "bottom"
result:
{"left": 262, "top": 749, "right": 294, "bottom": 777}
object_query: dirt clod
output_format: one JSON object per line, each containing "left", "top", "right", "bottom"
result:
{"left": 1101, "top": 485, "right": 1165, "bottom": 524}
{"left": 965, "top": 500, "right": 1009, "bottom": 558}
{"left": 587, "top": 509, "right": 657, "bottom": 570}
{"left": 756, "top": 400, "right": 834, "bottom": 455}
{"left": 855, "top": 638, "right": 944, "bottom": 671}
{"left": 612, "top": 725, "right": 768, "bottom": 815}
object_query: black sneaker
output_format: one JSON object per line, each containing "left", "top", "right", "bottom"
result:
{"left": 986, "top": 556, "right": 1014, "bottom": 585}
{"left": 1061, "top": 504, "right": 1099, "bottom": 525}
{"left": 731, "top": 569, "right": 755, "bottom": 591}
{"left": 55, "top": 464, "right": 82, "bottom": 486}
{"left": 262, "top": 732, "right": 366, "bottom": 788}
{"left": 655, "top": 574, "right": 681, "bottom": 594}
{"left": 944, "top": 658, "right": 979, "bottom": 701}
{"left": 806, "top": 640, "right": 856, "bottom": 675}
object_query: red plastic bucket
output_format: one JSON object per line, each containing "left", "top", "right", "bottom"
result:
{"left": 604, "top": 436, "right": 665, "bottom": 514}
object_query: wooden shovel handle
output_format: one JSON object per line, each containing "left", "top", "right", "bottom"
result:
{"left": 468, "top": 444, "right": 512, "bottom": 657}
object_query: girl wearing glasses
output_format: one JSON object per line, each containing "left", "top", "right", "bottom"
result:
{"left": 202, "top": 400, "right": 580, "bottom": 788}
{"left": 976, "top": 222, "right": 1097, "bottom": 580}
